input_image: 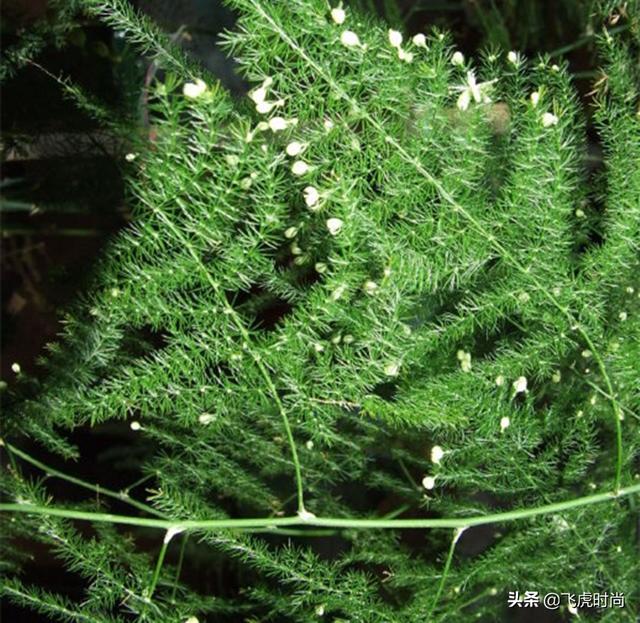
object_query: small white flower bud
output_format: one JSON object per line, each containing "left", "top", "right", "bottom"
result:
{"left": 292, "top": 160, "right": 310, "bottom": 176}
{"left": 315, "top": 262, "right": 327, "bottom": 273}
{"left": 500, "top": 416, "right": 510, "bottom": 432}
{"left": 268, "top": 116, "right": 288, "bottom": 132}
{"left": 340, "top": 30, "right": 361, "bottom": 47}
{"left": 451, "top": 51, "right": 464, "bottom": 66}
{"left": 306, "top": 440, "right": 314, "bottom": 450}
{"left": 315, "top": 604, "right": 325, "bottom": 616}
{"left": 183, "top": 78, "right": 207, "bottom": 98}
{"left": 457, "top": 89, "right": 471, "bottom": 111}
{"left": 412, "top": 33, "right": 427, "bottom": 48}
{"left": 125, "top": 152, "right": 137, "bottom": 162}
{"left": 542, "top": 112, "right": 559, "bottom": 127}
{"left": 286, "top": 141, "right": 304, "bottom": 157}
{"left": 199, "top": 413, "right": 216, "bottom": 425}
{"left": 363, "top": 280, "right": 378, "bottom": 294}
{"left": 130, "top": 421, "right": 142, "bottom": 431}
{"left": 304, "top": 186, "right": 320, "bottom": 208}
{"left": 331, "top": 7, "right": 346, "bottom": 25}
{"left": 184, "top": 617, "right": 200, "bottom": 623}
{"left": 250, "top": 87, "right": 267, "bottom": 104}
{"left": 430, "top": 445, "right": 444, "bottom": 464}
{"left": 388, "top": 29, "right": 403, "bottom": 48}
{"left": 422, "top": 475, "right": 436, "bottom": 490}
{"left": 11, "top": 362, "right": 21, "bottom": 374}
{"left": 384, "top": 361, "right": 400, "bottom": 377}
{"left": 530, "top": 91, "right": 540, "bottom": 107}
{"left": 284, "top": 226, "right": 298, "bottom": 239}
{"left": 619, "top": 311, "right": 627, "bottom": 321}
{"left": 495, "top": 375, "right": 505, "bottom": 386}
{"left": 326, "top": 217, "right": 343, "bottom": 235}
{"left": 398, "top": 48, "right": 414, "bottom": 63}
{"left": 513, "top": 376, "right": 528, "bottom": 394}
{"left": 507, "top": 50, "right": 518, "bottom": 65}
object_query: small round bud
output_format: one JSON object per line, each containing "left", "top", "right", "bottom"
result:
{"left": 430, "top": 445, "right": 444, "bottom": 464}
{"left": 542, "top": 112, "right": 559, "bottom": 127}
{"left": 291, "top": 160, "right": 310, "bottom": 176}
{"left": 130, "top": 421, "right": 142, "bottom": 431}
{"left": 340, "top": 30, "right": 361, "bottom": 47}
{"left": 451, "top": 51, "right": 464, "bottom": 66}
{"left": 331, "top": 7, "right": 345, "bottom": 25}
{"left": 384, "top": 361, "right": 400, "bottom": 377}
{"left": 286, "top": 141, "right": 304, "bottom": 157}
{"left": 326, "top": 217, "right": 343, "bottom": 235}
{"left": 412, "top": 33, "right": 427, "bottom": 48}
{"left": 500, "top": 416, "right": 510, "bottom": 432}
{"left": 513, "top": 376, "right": 528, "bottom": 394}
{"left": 422, "top": 475, "right": 436, "bottom": 490}
{"left": 388, "top": 29, "right": 403, "bottom": 48}
{"left": 183, "top": 79, "right": 207, "bottom": 98}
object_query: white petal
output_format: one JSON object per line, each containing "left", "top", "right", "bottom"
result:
{"left": 331, "top": 7, "right": 346, "bottom": 24}
{"left": 326, "top": 217, "right": 343, "bottom": 235}
{"left": 291, "top": 160, "right": 310, "bottom": 176}
{"left": 457, "top": 89, "right": 471, "bottom": 111}
{"left": 451, "top": 51, "right": 464, "bottom": 66}
{"left": 340, "top": 30, "right": 360, "bottom": 47}
{"left": 303, "top": 186, "right": 320, "bottom": 208}
{"left": 183, "top": 79, "right": 207, "bottom": 98}
{"left": 388, "top": 29, "right": 403, "bottom": 48}
{"left": 268, "top": 116, "right": 288, "bottom": 132}
{"left": 412, "top": 33, "right": 427, "bottom": 48}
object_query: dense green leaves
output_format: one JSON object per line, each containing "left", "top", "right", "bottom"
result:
{"left": 2, "top": 0, "right": 639, "bottom": 621}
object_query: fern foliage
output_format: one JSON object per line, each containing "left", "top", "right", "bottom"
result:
{"left": 1, "top": 1, "right": 639, "bottom": 621}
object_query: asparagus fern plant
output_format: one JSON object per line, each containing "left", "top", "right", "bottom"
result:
{"left": 1, "top": 0, "right": 639, "bottom": 621}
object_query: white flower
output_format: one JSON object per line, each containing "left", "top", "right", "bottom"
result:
{"left": 315, "top": 604, "right": 326, "bottom": 617}
{"left": 286, "top": 141, "right": 304, "bottom": 156}
{"left": 183, "top": 78, "right": 206, "bottom": 98}
{"left": 340, "top": 30, "right": 361, "bottom": 47}
{"left": 184, "top": 617, "right": 200, "bottom": 623}
{"left": 363, "top": 280, "right": 378, "bottom": 294}
{"left": 412, "top": 33, "right": 427, "bottom": 48}
{"left": 130, "top": 421, "right": 142, "bottom": 431}
{"left": 451, "top": 51, "right": 465, "bottom": 66}
{"left": 457, "top": 350, "right": 472, "bottom": 372}
{"left": 291, "top": 160, "right": 310, "bottom": 176}
{"left": 507, "top": 50, "right": 519, "bottom": 65}
{"left": 422, "top": 475, "right": 436, "bottom": 490}
{"left": 453, "top": 71, "right": 495, "bottom": 111}
{"left": 388, "top": 29, "right": 403, "bottom": 48}
{"left": 125, "top": 152, "right": 137, "bottom": 162}
{"left": 256, "top": 99, "right": 283, "bottom": 114}
{"left": 306, "top": 439, "right": 314, "bottom": 450}
{"left": 398, "top": 48, "right": 414, "bottom": 63}
{"left": 268, "top": 116, "right": 288, "bottom": 132}
{"left": 513, "top": 376, "right": 528, "bottom": 394}
{"left": 552, "top": 371, "right": 561, "bottom": 383}
{"left": 303, "top": 186, "right": 320, "bottom": 208}
{"left": 11, "top": 362, "right": 21, "bottom": 374}
{"left": 619, "top": 311, "right": 628, "bottom": 321}
{"left": 250, "top": 87, "right": 267, "bottom": 104}
{"left": 198, "top": 413, "right": 216, "bottom": 425}
{"left": 284, "top": 226, "right": 298, "bottom": 239}
{"left": 530, "top": 91, "right": 540, "bottom": 107}
{"left": 542, "top": 112, "right": 559, "bottom": 127}
{"left": 326, "top": 217, "right": 343, "bottom": 235}
{"left": 500, "top": 416, "right": 510, "bottom": 432}
{"left": 384, "top": 361, "right": 400, "bottom": 377}
{"left": 331, "top": 6, "right": 346, "bottom": 25}
{"left": 331, "top": 284, "right": 347, "bottom": 300}
{"left": 431, "top": 445, "right": 444, "bottom": 464}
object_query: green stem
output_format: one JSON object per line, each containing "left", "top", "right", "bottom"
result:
{"left": 1, "top": 482, "right": 638, "bottom": 531}
{"left": 5, "top": 442, "right": 165, "bottom": 518}
{"left": 170, "top": 533, "right": 188, "bottom": 603}
{"left": 147, "top": 534, "right": 170, "bottom": 603}
{"left": 426, "top": 528, "right": 463, "bottom": 621}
